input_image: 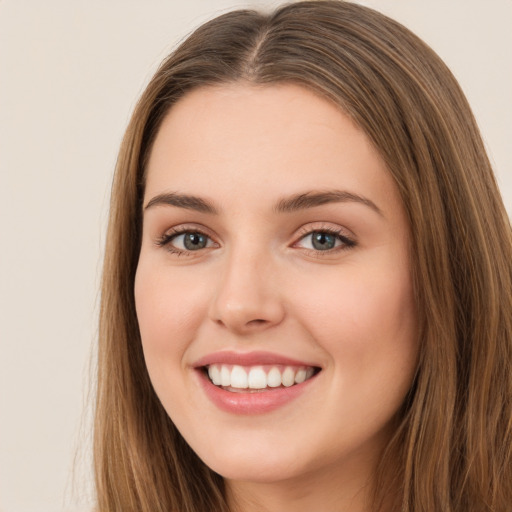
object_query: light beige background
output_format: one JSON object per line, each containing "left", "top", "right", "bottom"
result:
{"left": 1, "top": 1, "right": 510, "bottom": 511}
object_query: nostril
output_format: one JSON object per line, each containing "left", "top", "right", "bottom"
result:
{"left": 247, "top": 319, "right": 267, "bottom": 326}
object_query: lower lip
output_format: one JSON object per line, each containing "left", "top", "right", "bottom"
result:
{"left": 196, "top": 369, "right": 318, "bottom": 415}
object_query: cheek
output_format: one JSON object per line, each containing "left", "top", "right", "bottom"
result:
{"left": 134, "top": 263, "right": 208, "bottom": 366}
{"left": 294, "top": 266, "right": 418, "bottom": 447}
{"left": 296, "top": 263, "right": 414, "bottom": 333}
{"left": 291, "top": 259, "right": 418, "bottom": 386}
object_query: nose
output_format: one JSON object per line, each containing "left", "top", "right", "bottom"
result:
{"left": 208, "top": 246, "right": 285, "bottom": 334}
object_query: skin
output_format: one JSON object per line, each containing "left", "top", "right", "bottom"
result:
{"left": 135, "top": 83, "right": 418, "bottom": 512}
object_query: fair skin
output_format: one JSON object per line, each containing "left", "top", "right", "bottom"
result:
{"left": 135, "top": 83, "right": 418, "bottom": 512}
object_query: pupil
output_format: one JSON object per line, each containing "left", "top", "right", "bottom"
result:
{"left": 312, "top": 232, "right": 335, "bottom": 250}
{"left": 184, "top": 233, "right": 206, "bottom": 250}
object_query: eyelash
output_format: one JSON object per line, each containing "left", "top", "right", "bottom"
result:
{"left": 155, "top": 225, "right": 356, "bottom": 257}
{"left": 155, "top": 226, "right": 216, "bottom": 256}
{"left": 294, "top": 226, "right": 357, "bottom": 255}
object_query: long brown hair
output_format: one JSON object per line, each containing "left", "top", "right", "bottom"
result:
{"left": 94, "top": 2, "right": 512, "bottom": 510}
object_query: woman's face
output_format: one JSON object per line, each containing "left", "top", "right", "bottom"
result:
{"left": 135, "top": 84, "right": 418, "bottom": 488}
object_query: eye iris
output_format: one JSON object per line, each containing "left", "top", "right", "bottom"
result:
{"left": 312, "top": 232, "right": 336, "bottom": 250}
{"left": 183, "top": 232, "right": 207, "bottom": 250}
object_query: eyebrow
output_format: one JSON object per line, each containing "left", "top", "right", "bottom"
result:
{"left": 144, "top": 189, "right": 382, "bottom": 216}
{"left": 144, "top": 192, "right": 218, "bottom": 214}
{"left": 274, "top": 190, "right": 383, "bottom": 216}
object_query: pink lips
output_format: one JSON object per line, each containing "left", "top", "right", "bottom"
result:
{"left": 193, "top": 350, "right": 318, "bottom": 368}
{"left": 193, "top": 351, "right": 320, "bottom": 415}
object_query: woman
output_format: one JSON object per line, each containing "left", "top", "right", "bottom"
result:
{"left": 94, "top": 1, "right": 512, "bottom": 511}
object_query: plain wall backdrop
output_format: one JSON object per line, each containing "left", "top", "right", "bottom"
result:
{"left": 1, "top": 1, "right": 510, "bottom": 511}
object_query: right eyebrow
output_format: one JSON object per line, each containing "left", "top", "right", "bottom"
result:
{"left": 144, "top": 192, "right": 218, "bottom": 214}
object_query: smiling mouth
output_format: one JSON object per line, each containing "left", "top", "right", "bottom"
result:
{"left": 203, "top": 364, "right": 321, "bottom": 393}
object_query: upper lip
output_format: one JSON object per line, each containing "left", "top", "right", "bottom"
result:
{"left": 192, "top": 351, "right": 321, "bottom": 369}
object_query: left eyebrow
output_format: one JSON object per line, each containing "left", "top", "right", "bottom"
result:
{"left": 274, "top": 190, "right": 383, "bottom": 216}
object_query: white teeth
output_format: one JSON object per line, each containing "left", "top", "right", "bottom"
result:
{"left": 206, "top": 364, "right": 317, "bottom": 390}
{"left": 208, "top": 365, "right": 221, "bottom": 385}
{"left": 231, "top": 365, "right": 248, "bottom": 388}
{"left": 248, "top": 366, "right": 267, "bottom": 389}
{"left": 267, "top": 367, "right": 282, "bottom": 388}
{"left": 221, "top": 365, "right": 231, "bottom": 386}
{"left": 294, "top": 368, "right": 307, "bottom": 384}
{"left": 281, "top": 366, "right": 295, "bottom": 387}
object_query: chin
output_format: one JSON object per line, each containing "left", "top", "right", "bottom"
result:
{"left": 207, "top": 457, "right": 304, "bottom": 484}
{"left": 189, "top": 434, "right": 311, "bottom": 483}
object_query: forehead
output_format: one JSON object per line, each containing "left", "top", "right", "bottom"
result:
{"left": 144, "top": 83, "right": 401, "bottom": 217}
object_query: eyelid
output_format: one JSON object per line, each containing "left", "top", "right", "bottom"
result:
{"left": 292, "top": 223, "right": 357, "bottom": 254}
{"left": 153, "top": 222, "right": 356, "bottom": 257}
{"left": 155, "top": 224, "right": 219, "bottom": 255}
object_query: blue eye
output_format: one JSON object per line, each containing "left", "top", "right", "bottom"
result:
{"left": 157, "top": 230, "right": 215, "bottom": 254}
{"left": 297, "top": 230, "right": 355, "bottom": 252}
{"left": 176, "top": 232, "right": 209, "bottom": 250}
{"left": 310, "top": 232, "right": 337, "bottom": 250}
